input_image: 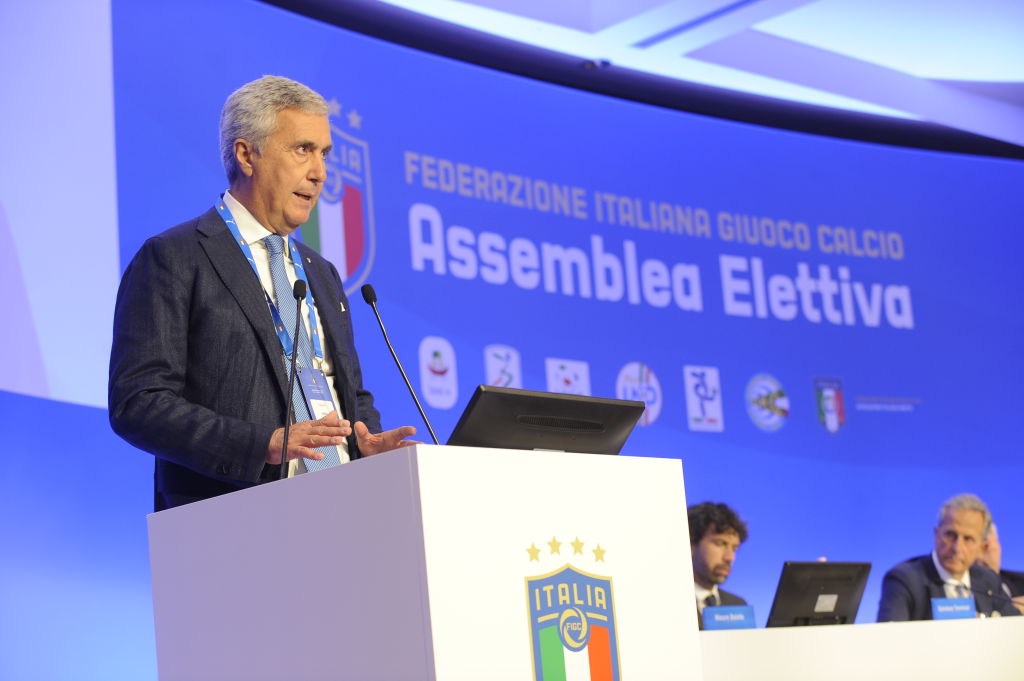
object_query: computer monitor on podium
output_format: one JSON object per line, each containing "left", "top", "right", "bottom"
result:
{"left": 447, "top": 385, "right": 645, "bottom": 454}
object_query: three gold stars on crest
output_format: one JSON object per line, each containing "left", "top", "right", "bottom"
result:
{"left": 527, "top": 536, "right": 606, "bottom": 562}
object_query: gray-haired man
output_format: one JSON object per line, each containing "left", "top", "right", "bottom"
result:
{"left": 877, "top": 493, "right": 1020, "bottom": 621}
{"left": 110, "top": 76, "right": 415, "bottom": 510}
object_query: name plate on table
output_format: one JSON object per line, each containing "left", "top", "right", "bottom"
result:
{"left": 931, "top": 597, "right": 975, "bottom": 620}
{"left": 703, "top": 605, "right": 756, "bottom": 630}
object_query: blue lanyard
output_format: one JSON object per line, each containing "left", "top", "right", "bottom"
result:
{"left": 214, "top": 198, "right": 325, "bottom": 360}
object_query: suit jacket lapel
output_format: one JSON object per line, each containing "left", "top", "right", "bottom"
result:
{"left": 968, "top": 566, "right": 994, "bottom": 614}
{"left": 196, "top": 208, "right": 289, "bottom": 397}
{"left": 921, "top": 557, "right": 949, "bottom": 613}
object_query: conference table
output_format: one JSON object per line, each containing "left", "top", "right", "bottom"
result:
{"left": 700, "top": 616, "right": 1023, "bottom": 680}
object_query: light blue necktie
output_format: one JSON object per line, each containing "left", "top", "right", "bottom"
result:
{"left": 264, "top": 234, "right": 342, "bottom": 471}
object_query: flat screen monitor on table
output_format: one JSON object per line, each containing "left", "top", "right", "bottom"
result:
{"left": 446, "top": 385, "right": 645, "bottom": 454}
{"left": 766, "top": 561, "right": 872, "bottom": 627}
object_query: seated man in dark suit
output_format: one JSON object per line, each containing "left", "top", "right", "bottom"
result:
{"left": 877, "top": 493, "right": 1020, "bottom": 621}
{"left": 688, "top": 502, "right": 749, "bottom": 629}
{"left": 978, "top": 522, "right": 1024, "bottom": 614}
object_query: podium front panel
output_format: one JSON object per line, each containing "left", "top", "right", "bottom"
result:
{"left": 148, "top": 445, "right": 702, "bottom": 680}
{"left": 412, "top": 445, "right": 702, "bottom": 680}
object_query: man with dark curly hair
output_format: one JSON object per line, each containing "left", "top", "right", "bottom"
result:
{"left": 687, "top": 501, "right": 749, "bottom": 629}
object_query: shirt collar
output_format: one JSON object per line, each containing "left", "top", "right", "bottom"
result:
{"left": 932, "top": 550, "right": 972, "bottom": 589}
{"left": 694, "top": 582, "right": 719, "bottom": 606}
{"left": 223, "top": 190, "right": 285, "bottom": 250}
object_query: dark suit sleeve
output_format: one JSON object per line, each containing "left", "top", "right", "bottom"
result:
{"left": 108, "top": 234, "right": 274, "bottom": 484}
{"left": 877, "top": 568, "right": 914, "bottom": 622}
{"left": 974, "top": 566, "right": 1023, "bottom": 618}
{"left": 994, "top": 593, "right": 1022, "bottom": 617}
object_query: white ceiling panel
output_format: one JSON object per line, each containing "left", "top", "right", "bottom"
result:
{"left": 370, "top": 0, "right": 1024, "bottom": 146}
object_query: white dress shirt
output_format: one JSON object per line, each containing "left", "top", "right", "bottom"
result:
{"left": 932, "top": 550, "right": 972, "bottom": 599}
{"left": 694, "top": 583, "right": 722, "bottom": 613}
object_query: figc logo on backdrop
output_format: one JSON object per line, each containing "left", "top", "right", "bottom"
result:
{"left": 815, "top": 377, "right": 846, "bottom": 433}
{"left": 304, "top": 97, "right": 376, "bottom": 297}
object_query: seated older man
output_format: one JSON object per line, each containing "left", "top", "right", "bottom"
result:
{"left": 877, "top": 493, "right": 1020, "bottom": 621}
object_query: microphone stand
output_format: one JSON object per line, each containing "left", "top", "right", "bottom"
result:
{"left": 279, "top": 280, "right": 307, "bottom": 480}
{"left": 361, "top": 284, "right": 440, "bottom": 445}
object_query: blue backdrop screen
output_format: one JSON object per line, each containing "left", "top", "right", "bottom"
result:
{"left": 4, "top": 1, "right": 1022, "bottom": 679}
{"left": 110, "top": 0, "right": 1024, "bottom": 629}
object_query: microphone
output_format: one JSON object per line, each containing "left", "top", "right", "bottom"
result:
{"left": 279, "top": 279, "right": 307, "bottom": 479}
{"left": 361, "top": 283, "right": 440, "bottom": 445}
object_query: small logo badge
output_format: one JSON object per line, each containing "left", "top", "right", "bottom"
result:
{"left": 485, "top": 344, "right": 523, "bottom": 388}
{"left": 814, "top": 377, "right": 846, "bottom": 433}
{"left": 745, "top": 373, "right": 789, "bottom": 431}
{"left": 419, "top": 336, "right": 458, "bottom": 409}
{"left": 615, "top": 362, "right": 662, "bottom": 426}
{"left": 545, "top": 358, "right": 591, "bottom": 396}
{"left": 683, "top": 365, "right": 724, "bottom": 432}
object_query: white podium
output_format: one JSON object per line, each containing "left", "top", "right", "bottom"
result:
{"left": 148, "top": 445, "right": 702, "bottom": 680}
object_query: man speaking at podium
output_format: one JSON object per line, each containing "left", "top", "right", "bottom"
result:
{"left": 109, "top": 76, "right": 415, "bottom": 510}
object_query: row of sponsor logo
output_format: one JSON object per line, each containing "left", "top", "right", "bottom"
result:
{"left": 417, "top": 336, "right": 918, "bottom": 433}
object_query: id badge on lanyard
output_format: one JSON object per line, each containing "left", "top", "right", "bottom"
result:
{"left": 297, "top": 366, "right": 338, "bottom": 419}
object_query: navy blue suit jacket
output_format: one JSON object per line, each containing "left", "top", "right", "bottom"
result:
{"left": 877, "top": 555, "right": 1020, "bottom": 621}
{"left": 109, "top": 207, "right": 381, "bottom": 509}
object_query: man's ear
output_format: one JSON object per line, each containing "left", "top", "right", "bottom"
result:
{"left": 234, "top": 138, "right": 256, "bottom": 178}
